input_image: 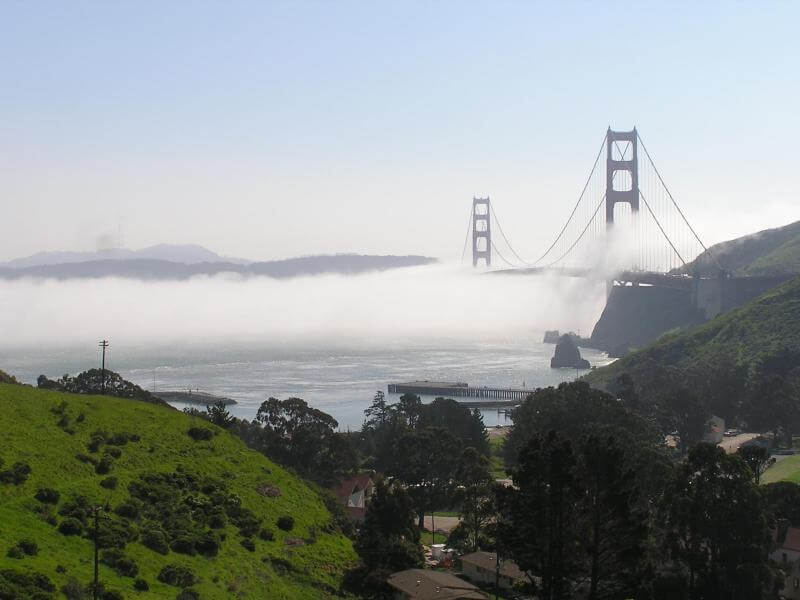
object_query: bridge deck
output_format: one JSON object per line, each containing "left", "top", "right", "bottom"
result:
{"left": 387, "top": 380, "right": 531, "bottom": 403}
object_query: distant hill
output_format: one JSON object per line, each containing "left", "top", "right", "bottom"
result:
{"left": 676, "top": 220, "right": 800, "bottom": 277}
{"left": 0, "top": 383, "right": 355, "bottom": 598}
{"left": 585, "top": 274, "right": 800, "bottom": 391}
{"left": 1, "top": 244, "right": 250, "bottom": 269}
{"left": 0, "top": 254, "right": 437, "bottom": 281}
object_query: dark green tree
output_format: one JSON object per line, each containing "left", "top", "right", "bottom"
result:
{"left": 455, "top": 447, "right": 495, "bottom": 553}
{"left": 660, "top": 443, "right": 776, "bottom": 600}
{"left": 205, "top": 401, "right": 234, "bottom": 429}
{"left": 737, "top": 444, "right": 775, "bottom": 485}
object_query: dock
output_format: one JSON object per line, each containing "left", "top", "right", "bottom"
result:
{"left": 387, "top": 381, "right": 532, "bottom": 403}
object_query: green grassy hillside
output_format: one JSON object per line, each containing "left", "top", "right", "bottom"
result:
{"left": 677, "top": 220, "right": 800, "bottom": 277}
{"left": 0, "top": 384, "right": 356, "bottom": 599}
{"left": 585, "top": 274, "right": 800, "bottom": 389}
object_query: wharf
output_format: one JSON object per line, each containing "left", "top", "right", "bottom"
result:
{"left": 387, "top": 381, "right": 531, "bottom": 404}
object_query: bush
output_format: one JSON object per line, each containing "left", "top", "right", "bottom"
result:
{"left": 114, "top": 499, "right": 142, "bottom": 520}
{"left": 77, "top": 412, "right": 86, "bottom": 423}
{"left": 276, "top": 516, "right": 294, "bottom": 532}
{"left": 17, "top": 539, "right": 38, "bottom": 556}
{"left": 0, "top": 461, "right": 31, "bottom": 485}
{"left": 157, "top": 564, "right": 196, "bottom": 588}
{"left": 176, "top": 588, "right": 200, "bottom": 600}
{"left": 141, "top": 528, "right": 169, "bottom": 555}
{"left": 187, "top": 427, "right": 214, "bottom": 441}
{"left": 60, "top": 577, "right": 85, "bottom": 600}
{"left": 106, "top": 447, "right": 122, "bottom": 459}
{"left": 258, "top": 528, "right": 275, "bottom": 542}
{"left": 35, "top": 487, "right": 60, "bottom": 504}
{"left": 169, "top": 536, "right": 196, "bottom": 555}
{"left": 133, "top": 578, "right": 149, "bottom": 591}
{"left": 100, "top": 476, "right": 118, "bottom": 490}
{"left": 95, "top": 456, "right": 113, "bottom": 475}
{"left": 194, "top": 533, "right": 220, "bottom": 557}
{"left": 102, "top": 590, "right": 124, "bottom": 600}
{"left": 6, "top": 546, "right": 23, "bottom": 559}
{"left": 59, "top": 518, "right": 84, "bottom": 536}
{"left": 100, "top": 547, "right": 138, "bottom": 577}
{"left": 0, "top": 568, "right": 56, "bottom": 597}
{"left": 240, "top": 538, "right": 255, "bottom": 552}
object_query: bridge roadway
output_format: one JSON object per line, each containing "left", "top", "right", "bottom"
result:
{"left": 387, "top": 381, "right": 530, "bottom": 404}
{"left": 491, "top": 267, "right": 697, "bottom": 289}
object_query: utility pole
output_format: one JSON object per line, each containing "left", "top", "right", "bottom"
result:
{"left": 92, "top": 506, "right": 100, "bottom": 600}
{"left": 98, "top": 340, "right": 109, "bottom": 393}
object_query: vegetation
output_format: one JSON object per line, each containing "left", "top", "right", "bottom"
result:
{"left": 0, "top": 382, "right": 356, "bottom": 599}
{"left": 37, "top": 369, "right": 167, "bottom": 406}
{"left": 585, "top": 275, "right": 800, "bottom": 445}
{"left": 676, "top": 219, "right": 800, "bottom": 277}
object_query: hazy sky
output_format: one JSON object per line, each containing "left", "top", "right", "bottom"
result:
{"left": 2, "top": 1, "right": 799, "bottom": 263}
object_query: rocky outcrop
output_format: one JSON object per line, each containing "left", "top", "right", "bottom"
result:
{"left": 543, "top": 330, "right": 561, "bottom": 344}
{"left": 550, "top": 334, "right": 591, "bottom": 369}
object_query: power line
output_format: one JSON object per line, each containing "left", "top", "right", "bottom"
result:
{"left": 488, "top": 202, "right": 529, "bottom": 266}
{"left": 639, "top": 188, "right": 687, "bottom": 267}
{"left": 548, "top": 194, "right": 606, "bottom": 267}
{"left": 489, "top": 239, "right": 516, "bottom": 268}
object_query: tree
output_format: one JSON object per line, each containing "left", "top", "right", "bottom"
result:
{"left": 737, "top": 444, "right": 775, "bottom": 485}
{"left": 660, "top": 443, "right": 776, "bottom": 600}
{"left": 205, "top": 401, "right": 234, "bottom": 429}
{"left": 253, "top": 397, "right": 356, "bottom": 485}
{"left": 502, "top": 431, "right": 582, "bottom": 600}
{"left": 364, "top": 391, "right": 391, "bottom": 430}
{"left": 575, "top": 433, "right": 647, "bottom": 600}
{"left": 745, "top": 373, "right": 798, "bottom": 445}
{"left": 348, "top": 478, "right": 423, "bottom": 598}
{"left": 417, "top": 397, "right": 489, "bottom": 456}
{"left": 391, "top": 427, "right": 459, "bottom": 530}
{"left": 455, "top": 447, "right": 495, "bottom": 553}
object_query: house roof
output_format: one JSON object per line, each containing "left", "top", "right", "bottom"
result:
{"left": 777, "top": 527, "right": 800, "bottom": 553}
{"left": 387, "top": 569, "right": 487, "bottom": 600}
{"left": 333, "top": 473, "right": 373, "bottom": 503}
{"left": 460, "top": 551, "right": 526, "bottom": 581}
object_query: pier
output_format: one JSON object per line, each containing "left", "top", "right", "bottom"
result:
{"left": 387, "top": 381, "right": 532, "bottom": 403}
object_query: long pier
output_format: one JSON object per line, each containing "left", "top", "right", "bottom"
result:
{"left": 387, "top": 381, "right": 531, "bottom": 403}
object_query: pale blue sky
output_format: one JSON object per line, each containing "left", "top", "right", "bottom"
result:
{"left": 2, "top": 1, "right": 798, "bottom": 261}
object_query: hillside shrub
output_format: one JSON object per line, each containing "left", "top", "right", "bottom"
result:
{"left": 0, "top": 461, "right": 31, "bottom": 484}
{"left": 187, "top": 427, "right": 214, "bottom": 441}
{"left": 58, "top": 518, "right": 83, "bottom": 536}
{"left": 76, "top": 453, "right": 97, "bottom": 466}
{"left": 100, "top": 476, "right": 118, "bottom": 490}
{"left": 157, "top": 564, "right": 196, "bottom": 588}
{"left": 258, "top": 528, "right": 274, "bottom": 541}
{"left": 106, "top": 447, "right": 122, "bottom": 459}
{"left": 176, "top": 588, "right": 200, "bottom": 600}
{"left": 141, "top": 529, "right": 169, "bottom": 555}
{"left": 100, "top": 549, "right": 139, "bottom": 578}
{"left": 88, "top": 430, "right": 108, "bottom": 453}
{"left": 0, "top": 568, "right": 56, "bottom": 597}
{"left": 276, "top": 516, "right": 294, "bottom": 532}
{"left": 6, "top": 545, "right": 23, "bottom": 559}
{"left": 169, "top": 536, "right": 196, "bottom": 555}
{"left": 35, "top": 488, "right": 60, "bottom": 504}
{"left": 95, "top": 456, "right": 113, "bottom": 475}
{"left": 240, "top": 538, "right": 255, "bottom": 552}
{"left": 102, "top": 589, "right": 124, "bottom": 600}
{"left": 18, "top": 539, "right": 38, "bottom": 556}
{"left": 60, "top": 577, "right": 84, "bottom": 600}
{"left": 194, "top": 533, "right": 220, "bottom": 557}
{"left": 114, "top": 499, "right": 142, "bottom": 520}
{"left": 133, "top": 579, "right": 149, "bottom": 591}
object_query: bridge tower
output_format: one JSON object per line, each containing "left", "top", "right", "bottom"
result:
{"left": 606, "top": 128, "right": 639, "bottom": 227}
{"left": 472, "top": 197, "right": 491, "bottom": 267}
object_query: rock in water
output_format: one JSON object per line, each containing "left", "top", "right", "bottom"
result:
{"left": 550, "top": 334, "right": 590, "bottom": 369}
{"left": 543, "top": 330, "right": 560, "bottom": 344}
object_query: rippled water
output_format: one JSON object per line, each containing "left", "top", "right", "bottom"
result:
{"left": 0, "top": 335, "right": 612, "bottom": 429}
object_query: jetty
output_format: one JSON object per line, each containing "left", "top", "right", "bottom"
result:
{"left": 387, "top": 381, "right": 531, "bottom": 403}
{"left": 156, "top": 390, "right": 237, "bottom": 406}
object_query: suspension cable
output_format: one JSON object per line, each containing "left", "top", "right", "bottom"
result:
{"left": 489, "top": 239, "right": 516, "bottom": 268}
{"left": 636, "top": 132, "right": 720, "bottom": 269}
{"left": 639, "top": 189, "right": 687, "bottom": 267}
{"left": 460, "top": 204, "right": 474, "bottom": 264}
{"left": 530, "top": 131, "right": 608, "bottom": 265}
{"left": 489, "top": 202, "right": 529, "bottom": 266}
{"left": 547, "top": 194, "right": 606, "bottom": 267}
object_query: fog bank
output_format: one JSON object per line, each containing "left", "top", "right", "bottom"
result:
{"left": 0, "top": 264, "right": 606, "bottom": 348}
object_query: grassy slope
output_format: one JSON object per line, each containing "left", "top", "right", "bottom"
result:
{"left": 0, "top": 384, "right": 356, "bottom": 599}
{"left": 678, "top": 220, "right": 800, "bottom": 276}
{"left": 584, "top": 275, "right": 800, "bottom": 389}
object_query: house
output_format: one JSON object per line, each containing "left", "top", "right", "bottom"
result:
{"left": 772, "top": 524, "right": 800, "bottom": 599}
{"left": 333, "top": 473, "right": 374, "bottom": 522}
{"left": 459, "top": 551, "right": 528, "bottom": 591}
{"left": 703, "top": 415, "right": 725, "bottom": 444}
{"left": 387, "top": 569, "right": 487, "bottom": 600}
